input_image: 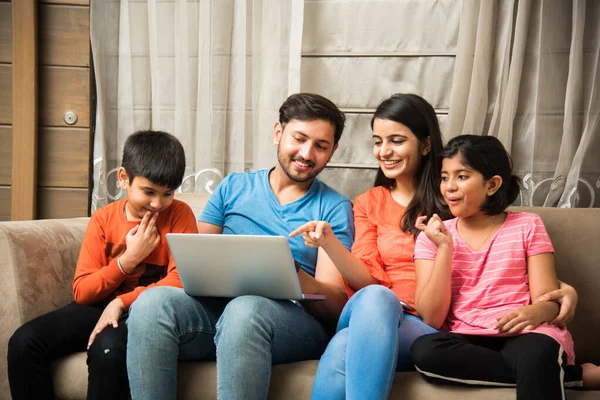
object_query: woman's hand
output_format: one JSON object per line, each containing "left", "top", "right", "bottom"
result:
{"left": 536, "top": 280, "right": 578, "bottom": 326}
{"left": 415, "top": 214, "right": 453, "bottom": 249}
{"left": 87, "top": 298, "right": 125, "bottom": 349}
{"left": 495, "top": 302, "right": 559, "bottom": 334}
{"left": 289, "top": 221, "right": 336, "bottom": 249}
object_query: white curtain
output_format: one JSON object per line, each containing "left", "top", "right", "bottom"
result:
{"left": 447, "top": 0, "right": 600, "bottom": 207}
{"left": 90, "top": 0, "right": 304, "bottom": 211}
{"left": 90, "top": 0, "right": 600, "bottom": 209}
{"left": 299, "top": 0, "right": 461, "bottom": 199}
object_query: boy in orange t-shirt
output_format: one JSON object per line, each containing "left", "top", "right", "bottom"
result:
{"left": 7, "top": 130, "right": 198, "bottom": 400}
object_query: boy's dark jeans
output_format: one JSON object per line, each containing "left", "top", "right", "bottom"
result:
{"left": 7, "top": 301, "right": 129, "bottom": 400}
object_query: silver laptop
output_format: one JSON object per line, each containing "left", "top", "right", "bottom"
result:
{"left": 166, "top": 233, "right": 326, "bottom": 301}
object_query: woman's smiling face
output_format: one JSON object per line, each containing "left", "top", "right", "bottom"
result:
{"left": 372, "top": 118, "right": 427, "bottom": 182}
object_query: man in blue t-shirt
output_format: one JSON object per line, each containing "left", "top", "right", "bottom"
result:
{"left": 127, "top": 93, "right": 355, "bottom": 400}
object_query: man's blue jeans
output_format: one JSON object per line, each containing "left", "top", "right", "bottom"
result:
{"left": 126, "top": 286, "right": 329, "bottom": 400}
{"left": 311, "top": 285, "right": 439, "bottom": 400}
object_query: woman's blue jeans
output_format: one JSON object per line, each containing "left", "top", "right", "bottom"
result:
{"left": 311, "top": 285, "right": 439, "bottom": 400}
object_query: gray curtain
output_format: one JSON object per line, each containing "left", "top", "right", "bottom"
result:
{"left": 447, "top": 0, "right": 600, "bottom": 207}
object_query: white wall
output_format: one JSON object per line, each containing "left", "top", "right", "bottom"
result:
{"left": 300, "top": 0, "right": 462, "bottom": 198}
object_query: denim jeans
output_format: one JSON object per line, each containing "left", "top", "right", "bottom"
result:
{"left": 311, "top": 285, "right": 439, "bottom": 400}
{"left": 126, "top": 286, "right": 330, "bottom": 400}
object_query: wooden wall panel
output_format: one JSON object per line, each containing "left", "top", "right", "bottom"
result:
{"left": 38, "top": 127, "right": 89, "bottom": 187}
{"left": 39, "top": 4, "right": 90, "bottom": 67}
{"left": 0, "top": 2, "right": 10, "bottom": 63}
{"left": 39, "top": 66, "right": 90, "bottom": 127}
{"left": 0, "top": 186, "right": 9, "bottom": 221}
{"left": 36, "top": 2, "right": 91, "bottom": 219}
{"left": 4, "top": 0, "right": 92, "bottom": 220}
{"left": 0, "top": 1, "right": 10, "bottom": 221}
{"left": 37, "top": 187, "right": 88, "bottom": 219}
{"left": 40, "top": 1, "right": 89, "bottom": 5}
{"left": 11, "top": 0, "right": 38, "bottom": 221}
{"left": 0, "top": 65, "right": 11, "bottom": 124}
{"left": 0, "top": 126, "right": 11, "bottom": 185}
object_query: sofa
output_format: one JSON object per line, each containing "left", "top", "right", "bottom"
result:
{"left": 1, "top": 193, "right": 599, "bottom": 399}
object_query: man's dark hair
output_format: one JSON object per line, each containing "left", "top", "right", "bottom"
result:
{"left": 121, "top": 130, "right": 186, "bottom": 190}
{"left": 278, "top": 93, "right": 346, "bottom": 145}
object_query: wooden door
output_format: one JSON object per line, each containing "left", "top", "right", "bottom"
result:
{"left": 0, "top": 0, "right": 92, "bottom": 220}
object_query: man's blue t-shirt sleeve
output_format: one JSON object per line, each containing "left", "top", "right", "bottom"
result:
{"left": 326, "top": 199, "right": 354, "bottom": 251}
{"left": 198, "top": 175, "right": 231, "bottom": 226}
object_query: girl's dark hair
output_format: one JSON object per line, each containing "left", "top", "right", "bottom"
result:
{"left": 441, "top": 135, "right": 521, "bottom": 215}
{"left": 122, "top": 130, "right": 186, "bottom": 190}
{"left": 371, "top": 93, "right": 450, "bottom": 238}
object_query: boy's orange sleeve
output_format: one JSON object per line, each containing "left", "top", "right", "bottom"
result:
{"left": 117, "top": 203, "right": 198, "bottom": 310}
{"left": 72, "top": 212, "right": 128, "bottom": 305}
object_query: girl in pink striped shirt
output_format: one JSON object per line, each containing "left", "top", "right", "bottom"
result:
{"left": 411, "top": 135, "right": 599, "bottom": 399}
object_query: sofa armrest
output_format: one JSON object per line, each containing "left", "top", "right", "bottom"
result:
{"left": 0, "top": 217, "right": 89, "bottom": 396}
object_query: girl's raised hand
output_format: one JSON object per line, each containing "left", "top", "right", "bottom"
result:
{"left": 416, "top": 214, "right": 453, "bottom": 249}
{"left": 289, "top": 221, "right": 335, "bottom": 249}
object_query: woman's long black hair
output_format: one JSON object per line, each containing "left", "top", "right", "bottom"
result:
{"left": 372, "top": 93, "right": 450, "bottom": 238}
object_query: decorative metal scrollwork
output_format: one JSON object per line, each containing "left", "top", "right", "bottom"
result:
{"left": 92, "top": 157, "right": 224, "bottom": 211}
{"left": 520, "top": 173, "right": 596, "bottom": 207}
{"left": 178, "top": 169, "right": 223, "bottom": 194}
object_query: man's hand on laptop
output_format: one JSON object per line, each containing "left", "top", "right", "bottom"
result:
{"left": 289, "top": 221, "right": 336, "bottom": 249}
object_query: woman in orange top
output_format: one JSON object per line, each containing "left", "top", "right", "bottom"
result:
{"left": 290, "top": 93, "right": 578, "bottom": 400}
{"left": 290, "top": 93, "right": 447, "bottom": 399}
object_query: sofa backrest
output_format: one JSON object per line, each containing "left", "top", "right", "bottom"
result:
{"left": 1, "top": 199, "right": 596, "bottom": 372}
{"left": 173, "top": 197, "right": 600, "bottom": 363}
{"left": 0, "top": 217, "right": 90, "bottom": 396}
{"left": 173, "top": 196, "right": 600, "bottom": 363}
{"left": 514, "top": 207, "right": 600, "bottom": 364}
{"left": 175, "top": 193, "right": 211, "bottom": 218}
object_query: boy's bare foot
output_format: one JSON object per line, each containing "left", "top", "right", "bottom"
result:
{"left": 582, "top": 363, "right": 600, "bottom": 389}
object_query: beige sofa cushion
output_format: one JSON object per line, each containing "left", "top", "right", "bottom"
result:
{"left": 2, "top": 200, "right": 599, "bottom": 400}
{"left": 517, "top": 207, "right": 600, "bottom": 364}
{"left": 51, "top": 353, "right": 597, "bottom": 400}
{"left": 175, "top": 193, "right": 211, "bottom": 218}
{"left": 0, "top": 218, "right": 89, "bottom": 397}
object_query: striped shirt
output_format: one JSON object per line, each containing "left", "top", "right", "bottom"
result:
{"left": 414, "top": 212, "right": 575, "bottom": 364}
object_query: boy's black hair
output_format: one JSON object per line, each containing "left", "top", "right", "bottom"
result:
{"left": 371, "top": 93, "right": 450, "bottom": 238}
{"left": 121, "top": 130, "right": 186, "bottom": 190}
{"left": 279, "top": 93, "right": 346, "bottom": 145}
{"left": 441, "top": 134, "right": 521, "bottom": 215}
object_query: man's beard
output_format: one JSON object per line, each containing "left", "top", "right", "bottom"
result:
{"left": 276, "top": 147, "right": 323, "bottom": 183}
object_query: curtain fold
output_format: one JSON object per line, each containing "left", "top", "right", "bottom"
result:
{"left": 90, "top": 0, "right": 304, "bottom": 211}
{"left": 559, "top": 11, "right": 600, "bottom": 207}
{"left": 91, "top": 1, "right": 599, "bottom": 208}
{"left": 447, "top": 0, "right": 600, "bottom": 207}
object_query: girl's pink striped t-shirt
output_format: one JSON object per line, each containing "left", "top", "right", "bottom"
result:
{"left": 414, "top": 211, "right": 575, "bottom": 364}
